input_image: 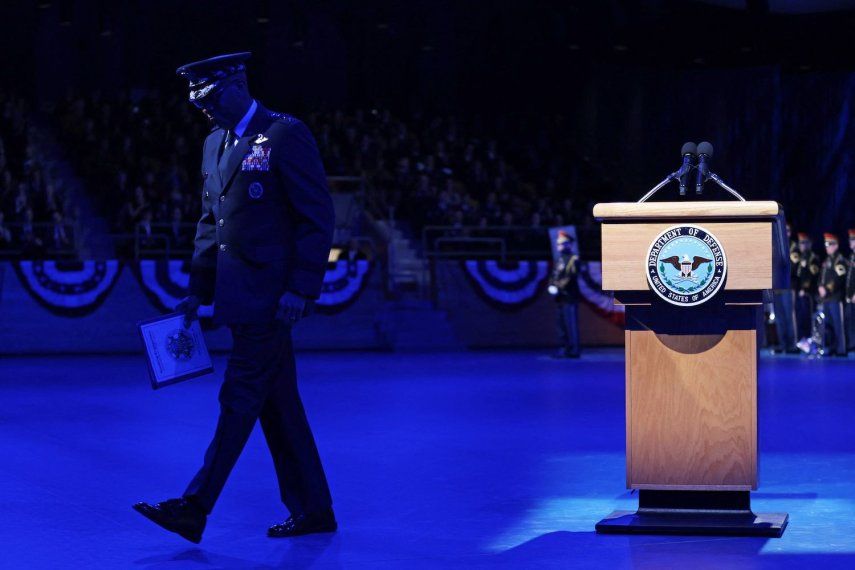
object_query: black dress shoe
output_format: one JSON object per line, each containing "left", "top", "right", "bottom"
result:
{"left": 268, "top": 508, "right": 337, "bottom": 538}
{"left": 133, "top": 498, "right": 207, "bottom": 544}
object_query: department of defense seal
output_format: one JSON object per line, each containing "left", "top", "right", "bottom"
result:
{"left": 166, "top": 328, "right": 196, "bottom": 361}
{"left": 645, "top": 224, "right": 727, "bottom": 306}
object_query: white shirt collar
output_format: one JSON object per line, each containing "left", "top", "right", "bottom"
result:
{"left": 233, "top": 99, "right": 258, "bottom": 138}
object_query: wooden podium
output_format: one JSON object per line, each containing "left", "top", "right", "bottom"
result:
{"left": 593, "top": 201, "right": 789, "bottom": 537}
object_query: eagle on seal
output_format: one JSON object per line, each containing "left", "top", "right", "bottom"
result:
{"left": 661, "top": 254, "right": 713, "bottom": 278}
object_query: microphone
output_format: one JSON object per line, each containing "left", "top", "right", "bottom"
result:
{"left": 674, "top": 142, "right": 697, "bottom": 196}
{"left": 695, "top": 141, "right": 713, "bottom": 195}
{"left": 637, "top": 141, "right": 701, "bottom": 203}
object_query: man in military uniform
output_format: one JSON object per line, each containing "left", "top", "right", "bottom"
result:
{"left": 818, "top": 232, "right": 848, "bottom": 357}
{"left": 846, "top": 229, "right": 855, "bottom": 354}
{"left": 794, "top": 232, "right": 820, "bottom": 342}
{"left": 549, "top": 230, "right": 581, "bottom": 358}
{"left": 773, "top": 222, "right": 798, "bottom": 353}
{"left": 133, "top": 53, "right": 337, "bottom": 542}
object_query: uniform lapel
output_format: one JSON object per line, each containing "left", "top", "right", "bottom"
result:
{"left": 212, "top": 129, "right": 227, "bottom": 191}
{"left": 218, "top": 105, "right": 273, "bottom": 194}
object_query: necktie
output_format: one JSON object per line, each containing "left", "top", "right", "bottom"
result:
{"left": 219, "top": 131, "right": 234, "bottom": 164}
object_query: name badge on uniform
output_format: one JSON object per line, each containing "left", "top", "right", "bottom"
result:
{"left": 248, "top": 182, "right": 264, "bottom": 199}
{"left": 242, "top": 144, "right": 271, "bottom": 172}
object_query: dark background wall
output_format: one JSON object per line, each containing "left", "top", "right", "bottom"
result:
{"left": 2, "top": 0, "right": 854, "bottom": 234}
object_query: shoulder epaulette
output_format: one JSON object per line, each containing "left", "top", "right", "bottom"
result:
{"left": 268, "top": 111, "right": 299, "bottom": 126}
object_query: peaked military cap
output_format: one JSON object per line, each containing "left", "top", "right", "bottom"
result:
{"left": 176, "top": 52, "right": 251, "bottom": 103}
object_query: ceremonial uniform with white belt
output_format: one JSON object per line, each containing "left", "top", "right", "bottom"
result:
{"left": 819, "top": 233, "right": 847, "bottom": 357}
{"left": 794, "top": 232, "right": 820, "bottom": 341}
{"left": 773, "top": 236, "right": 798, "bottom": 352}
{"left": 846, "top": 229, "right": 855, "bottom": 353}
{"left": 549, "top": 230, "right": 581, "bottom": 358}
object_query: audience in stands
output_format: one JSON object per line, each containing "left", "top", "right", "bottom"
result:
{"left": 0, "top": 90, "right": 73, "bottom": 255}
{"left": 54, "top": 91, "right": 204, "bottom": 248}
{"left": 54, "top": 93, "right": 605, "bottom": 255}
{"left": 305, "top": 108, "right": 605, "bottom": 232}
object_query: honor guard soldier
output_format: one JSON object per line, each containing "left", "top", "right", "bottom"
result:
{"left": 794, "top": 232, "right": 821, "bottom": 342}
{"left": 846, "top": 229, "right": 855, "bottom": 354}
{"left": 133, "top": 52, "right": 337, "bottom": 542}
{"left": 818, "top": 232, "right": 848, "bottom": 357}
{"left": 548, "top": 230, "right": 581, "bottom": 358}
{"left": 773, "top": 222, "right": 798, "bottom": 353}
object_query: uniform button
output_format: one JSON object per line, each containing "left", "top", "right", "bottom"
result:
{"left": 219, "top": 195, "right": 226, "bottom": 202}
{"left": 219, "top": 244, "right": 227, "bottom": 252}
{"left": 218, "top": 219, "right": 224, "bottom": 227}
{"left": 205, "top": 191, "right": 209, "bottom": 198}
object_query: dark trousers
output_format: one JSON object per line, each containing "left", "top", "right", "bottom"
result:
{"left": 773, "top": 290, "right": 797, "bottom": 350}
{"left": 795, "top": 292, "right": 814, "bottom": 340}
{"left": 557, "top": 302, "right": 580, "bottom": 356}
{"left": 823, "top": 301, "right": 846, "bottom": 356}
{"left": 846, "top": 303, "right": 855, "bottom": 352}
{"left": 184, "top": 322, "right": 332, "bottom": 515}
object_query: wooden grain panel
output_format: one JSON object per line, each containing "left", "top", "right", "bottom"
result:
{"left": 593, "top": 200, "right": 779, "bottom": 220}
{"left": 601, "top": 222, "right": 772, "bottom": 291}
{"left": 625, "top": 329, "right": 632, "bottom": 488}
{"left": 626, "top": 329, "right": 757, "bottom": 490}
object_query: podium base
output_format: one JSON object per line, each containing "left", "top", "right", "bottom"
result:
{"left": 595, "top": 490, "right": 788, "bottom": 537}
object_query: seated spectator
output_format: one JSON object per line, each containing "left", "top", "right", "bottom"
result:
{"left": 20, "top": 207, "right": 44, "bottom": 257}
{"left": 51, "top": 211, "right": 71, "bottom": 250}
{"left": 169, "top": 206, "right": 190, "bottom": 250}
{"left": 0, "top": 211, "right": 12, "bottom": 248}
{"left": 138, "top": 209, "right": 155, "bottom": 249}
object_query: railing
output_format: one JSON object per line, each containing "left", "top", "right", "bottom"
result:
{"left": 419, "top": 223, "right": 602, "bottom": 306}
{"left": 422, "top": 225, "right": 552, "bottom": 260}
{"left": 0, "top": 222, "right": 81, "bottom": 259}
{"left": 326, "top": 175, "right": 365, "bottom": 192}
{"left": 116, "top": 222, "right": 195, "bottom": 260}
{"left": 422, "top": 224, "right": 601, "bottom": 261}
{"left": 121, "top": 222, "right": 381, "bottom": 265}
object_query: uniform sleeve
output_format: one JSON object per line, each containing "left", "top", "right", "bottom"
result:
{"left": 188, "top": 138, "right": 218, "bottom": 304}
{"left": 848, "top": 257, "right": 855, "bottom": 298}
{"left": 274, "top": 120, "right": 335, "bottom": 299}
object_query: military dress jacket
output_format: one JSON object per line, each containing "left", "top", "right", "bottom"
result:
{"left": 819, "top": 252, "right": 848, "bottom": 303}
{"left": 788, "top": 240, "right": 799, "bottom": 289}
{"left": 188, "top": 104, "right": 335, "bottom": 324}
{"left": 795, "top": 250, "right": 820, "bottom": 295}
{"left": 846, "top": 252, "right": 855, "bottom": 303}
{"left": 550, "top": 253, "right": 580, "bottom": 303}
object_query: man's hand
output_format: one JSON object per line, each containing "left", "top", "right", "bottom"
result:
{"left": 175, "top": 295, "right": 202, "bottom": 329}
{"left": 277, "top": 291, "right": 307, "bottom": 325}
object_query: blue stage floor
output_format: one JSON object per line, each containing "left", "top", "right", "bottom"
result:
{"left": 1, "top": 349, "right": 854, "bottom": 569}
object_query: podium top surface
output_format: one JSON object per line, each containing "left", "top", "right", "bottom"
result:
{"left": 593, "top": 201, "right": 780, "bottom": 221}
